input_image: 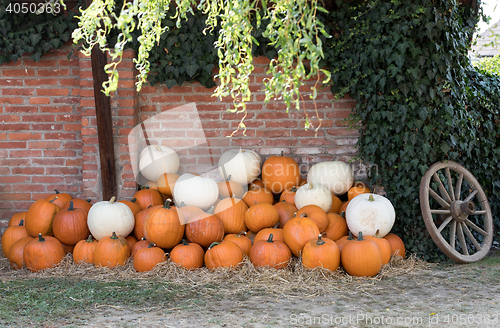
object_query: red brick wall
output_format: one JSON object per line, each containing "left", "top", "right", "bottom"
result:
{"left": 0, "top": 45, "right": 358, "bottom": 231}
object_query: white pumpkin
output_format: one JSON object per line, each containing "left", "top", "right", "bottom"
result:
{"left": 139, "top": 145, "right": 180, "bottom": 182}
{"left": 218, "top": 149, "right": 261, "bottom": 185}
{"left": 307, "top": 161, "right": 354, "bottom": 196}
{"left": 173, "top": 173, "right": 219, "bottom": 211}
{"left": 87, "top": 197, "right": 135, "bottom": 240}
{"left": 345, "top": 193, "right": 395, "bottom": 238}
{"left": 295, "top": 182, "right": 333, "bottom": 212}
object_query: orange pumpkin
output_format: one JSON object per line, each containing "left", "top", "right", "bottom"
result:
{"left": 1, "top": 219, "right": 29, "bottom": 257}
{"left": 328, "top": 194, "right": 343, "bottom": 214}
{"left": 125, "top": 235, "right": 139, "bottom": 250}
{"left": 61, "top": 198, "right": 92, "bottom": 213}
{"left": 8, "top": 211, "right": 27, "bottom": 227}
{"left": 93, "top": 231, "right": 131, "bottom": 268}
{"left": 45, "top": 189, "right": 73, "bottom": 209}
{"left": 302, "top": 234, "right": 340, "bottom": 271}
{"left": 133, "top": 243, "right": 166, "bottom": 272}
{"left": 134, "top": 205, "right": 156, "bottom": 240}
{"left": 347, "top": 181, "right": 371, "bottom": 201}
{"left": 133, "top": 187, "right": 164, "bottom": 210}
{"left": 214, "top": 197, "right": 248, "bottom": 234}
{"left": 336, "top": 232, "right": 355, "bottom": 253}
{"left": 156, "top": 173, "right": 179, "bottom": 196}
{"left": 249, "top": 179, "right": 264, "bottom": 189}
{"left": 143, "top": 200, "right": 184, "bottom": 249}
{"left": 274, "top": 201, "right": 297, "bottom": 228}
{"left": 52, "top": 201, "right": 90, "bottom": 245}
{"left": 279, "top": 186, "right": 298, "bottom": 206}
{"left": 324, "top": 212, "right": 348, "bottom": 241}
{"left": 8, "top": 236, "right": 34, "bottom": 269}
{"left": 249, "top": 234, "right": 292, "bottom": 269}
{"left": 25, "top": 197, "right": 61, "bottom": 237}
{"left": 254, "top": 227, "right": 284, "bottom": 243}
{"left": 131, "top": 238, "right": 150, "bottom": 258}
{"left": 185, "top": 211, "right": 225, "bottom": 248}
{"left": 218, "top": 177, "right": 245, "bottom": 199}
{"left": 261, "top": 153, "right": 301, "bottom": 194}
{"left": 23, "top": 234, "right": 66, "bottom": 272}
{"left": 295, "top": 205, "right": 329, "bottom": 232}
{"left": 61, "top": 243, "right": 75, "bottom": 254}
{"left": 242, "top": 186, "right": 274, "bottom": 207}
{"left": 282, "top": 216, "right": 320, "bottom": 256}
{"left": 339, "top": 200, "right": 350, "bottom": 214}
{"left": 383, "top": 233, "right": 406, "bottom": 259}
{"left": 244, "top": 203, "right": 280, "bottom": 233}
{"left": 365, "top": 231, "right": 392, "bottom": 264}
{"left": 118, "top": 198, "right": 142, "bottom": 217}
{"left": 177, "top": 202, "right": 204, "bottom": 224}
{"left": 223, "top": 232, "right": 253, "bottom": 256}
{"left": 341, "top": 232, "right": 382, "bottom": 277}
{"left": 170, "top": 240, "right": 205, "bottom": 270}
{"left": 204, "top": 241, "right": 243, "bottom": 270}
{"left": 73, "top": 235, "right": 98, "bottom": 264}
{"left": 145, "top": 181, "right": 158, "bottom": 190}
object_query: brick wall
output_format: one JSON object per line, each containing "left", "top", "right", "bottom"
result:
{"left": 0, "top": 45, "right": 358, "bottom": 231}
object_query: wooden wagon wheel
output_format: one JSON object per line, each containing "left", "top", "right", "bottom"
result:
{"left": 419, "top": 161, "right": 493, "bottom": 263}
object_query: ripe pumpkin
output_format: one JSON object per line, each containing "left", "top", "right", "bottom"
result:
{"left": 346, "top": 193, "right": 396, "bottom": 237}
{"left": 139, "top": 145, "right": 180, "bottom": 182}
{"left": 52, "top": 201, "right": 90, "bottom": 245}
{"left": 295, "top": 182, "right": 332, "bottom": 212}
{"left": 61, "top": 198, "right": 92, "bottom": 213}
{"left": 341, "top": 232, "right": 382, "bottom": 277}
{"left": 328, "top": 194, "right": 343, "bottom": 214}
{"left": 295, "top": 205, "right": 329, "bottom": 232}
{"left": 145, "top": 181, "right": 158, "bottom": 190}
{"left": 336, "top": 232, "right": 355, "bottom": 253}
{"left": 143, "top": 199, "right": 184, "bottom": 249}
{"left": 134, "top": 205, "right": 156, "bottom": 240}
{"left": 8, "top": 236, "right": 34, "bottom": 269}
{"left": 61, "top": 243, "right": 75, "bottom": 254}
{"left": 133, "top": 187, "right": 164, "bottom": 210}
{"left": 87, "top": 196, "right": 135, "bottom": 240}
{"left": 185, "top": 210, "right": 225, "bottom": 248}
{"left": 340, "top": 200, "right": 350, "bottom": 215}
{"left": 218, "top": 149, "right": 262, "bottom": 185}
{"left": 118, "top": 198, "right": 142, "bottom": 217}
{"left": 25, "top": 197, "right": 61, "bottom": 237}
{"left": 218, "top": 176, "right": 245, "bottom": 199}
{"left": 73, "top": 235, "right": 98, "bottom": 264}
{"left": 282, "top": 216, "right": 320, "bottom": 256}
{"left": 174, "top": 174, "right": 219, "bottom": 211}
{"left": 93, "top": 231, "right": 131, "bottom": 268}
{"left": 223, "top": 232, "right": 252, "bottom": 256}
{"left": 133, "top": 243, "right": 166, "bottom": 272}
{"left": 204, "top": 241, "right": 243, "bottom": 270}
{"left": 249, "top": 179, "right": 265, "bottom": 189}
{"left": 348, "top": 181, "right": 371, "bottom": 201}
{"left": 244, "top": 203, "right": 280, "bottom": 233}
{"left": 156, "top": 172, "right": 179, "bottom": 197}
{"left": 131, "top": 238, "right": 149, "bottom": 258}
{"left": 1, "top": 219, "right": 29, "bottom": 257}
{"left": 125, "top": 235, "right": 138, "bottom": 250}
{"left": 242, "top": 185, "right": 274, "bottom": 206}
{"left": 170, "top": 239, "right": 205, "bottom": 270}
{"left": 279, "top": 186, "right": 298, "bottom": 206}
{"left": 365, "top": 230, "right": 392, "bottom": 264}
{"left": 24, "top": 234, "right": 66, "bottom": 272}
{"left": 302, "top": 234, "right": 340, "bottom": 271}
{"left": 274, "top": 200, "right": 297, "bottom": 228}
{"left": 45, "top": 189, "right": 73, "bottom": 209}
{"left": 383, "top": 233, "right": 406, "bottom": 259}
{"left": 324, "top": 212, "right": 348, "bottom": 241}
{"left": 254, "top": 227, "right": 284, "bottom": 243}
{"left": 261, "top": 152, "right": 301, "bottom": 194}
{"left": 8, "top": 211, "right": 27, "bottom": 227}
{"left": 214, "top": 197, "right": 248, "bottom": 234}
{"left": 249, "top": 234, "right": 292, "bottom": 269}
{"left": 307, "top": 161, "right": 354, "bottom": 196}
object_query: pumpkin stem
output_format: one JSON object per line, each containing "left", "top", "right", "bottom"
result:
{"left": 180, "top": 201, "right": 186, "bottom": 207}
{"left": 206, "top": 206, "right": 215, "bottom": 214}
{"left": 358, "top": 231, "right": 364, "bottom": 241}
{"left": 86, "top": 199, "right": 91, "bottom": 202}
{"left": 68, "top": 201, "right": 74, "bottom": 211}
{"left": 374, "top": 229, "right": 381, "bottom": 238}
{"left": 291, "top": 186, "right": 298, "bottom": 192}
{"left": 300, "top": 213, "right": 308, "bottom": 218}
{"left": 141, "top": 237, "right": 146, "bottom": 240}
{"left": 147, "top": 204, "right": 153, "bottom": 209}
{"left": 235, "top": 231, "right": 247, "bottom": 237}
{"left": 280, "top": 150, "right": 283, "bottom": 156}
{"left": 110, "top": 231, "right": 118, "bottom": 239}
{"left": 347, "top": 232, "right": 354, "bottom": 240}
{"left": 226, "top": 174, "right": 232, "bottom": 181}
{"left": 131, "top": 198, "right": 137, "bottom": 203}
{"left": 109, "top": 196, "right": 116, "bottom": 204}
{"left": 316, "top": 234, "right": 325, "bottom": 245}
{"left": 308, "top": 182, "right": 314, "bottom": 189}
{"left": 267, "top": 234, "right": 274, "bottom": 243}
{"left": 86, "top": 235, "right": 93, "bottom": 242}
{"left": 49, "top": 196, "right": 58, "bottom": 203}
{"left": 163, "top": 199, "right": 172, "bottom": 209}
{"left": 208, "top": 242, "right": 220, "bottom": 249}
{"left": 341, "top": 211, "right": 346, "bottom": 219}
{"left": 38, "top": 233, "right": 45, "bottom": 242}
{"left": 55, "top": 189, "right": 61, "bottom": 194}
{"left": 368, "top": 194, "right": 375, "bottom": 202}
{"left": 19, "top": 219, "right": 24, "bottom": 226}
{"left": 181, "top": 239, "right": 189, "bottom": 246}
{"left": 147, "top": 243, "right": 156, "bottom": 248}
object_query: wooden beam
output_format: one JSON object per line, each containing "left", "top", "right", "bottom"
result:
{"left": 91, "top": 45, "right": 117, "bottom": 201}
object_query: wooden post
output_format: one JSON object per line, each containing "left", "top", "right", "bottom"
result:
{"left": 91, "top": 45, "right": 117, "bottom": 200}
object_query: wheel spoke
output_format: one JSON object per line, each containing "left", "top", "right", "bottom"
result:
{"left": 465, "top": 219, "right": 488, "bottom": 236}
{"left": 450, "top": 220, "right": 456, "bottom": 249}
{"left": 445, "top": 168, "right": 455, "bottom": 201}
{"left": 429, "top": 188, "right": 450, "bottom": 209}
{"left": 455, "top": 173, "right": 463, "bottom": 200}
{"left": 474, "top": 210, "right": 487, "bottom": 215}
{"left": 432, "top": 173, "right": 452, "bottom": 203}
{"left": 456, "top": 223, "right": 469, "bottom": 255}
{"left": 437, "top": 216, "right": 453, "bottom": 233}
{"left": 430, "top": 209, "right": 451, "bottom": 215}
{"left": 464, "top": 189, "right": 478, "bottom": 202}
{"left": 461, "top": 222, "right": 481, "bottom": 251}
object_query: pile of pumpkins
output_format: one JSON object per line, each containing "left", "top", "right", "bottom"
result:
{"left": 1, "top": 147, "right": 406, "bottom": 277}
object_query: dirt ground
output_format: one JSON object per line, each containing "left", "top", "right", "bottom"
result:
{"left": 2, "top": 247, "right": 499, "bottom": 328}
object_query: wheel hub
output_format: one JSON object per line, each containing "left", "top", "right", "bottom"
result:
{"left": 450, "top": 200, "right": 476, "bottom": 223}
